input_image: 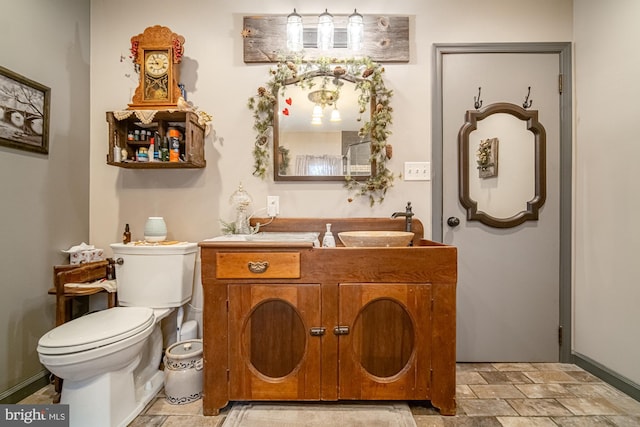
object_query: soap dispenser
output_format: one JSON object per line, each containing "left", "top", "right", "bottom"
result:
{"left": 322, "top": 223, "right": 336, "bottom": 247}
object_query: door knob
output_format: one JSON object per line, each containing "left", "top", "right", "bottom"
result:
{"left": 447, "top": 217, "right": 460, "bottom": 227}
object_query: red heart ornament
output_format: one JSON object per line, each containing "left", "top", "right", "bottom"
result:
{"left": 285, "top": 97, "right": 292, "bottom": 105}
{"left": 282, "top": 108, "right": 289, "bottom": 116}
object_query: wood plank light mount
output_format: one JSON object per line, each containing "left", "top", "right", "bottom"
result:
{"left": 242, "top": 14, "right": 410, "bottom": 63}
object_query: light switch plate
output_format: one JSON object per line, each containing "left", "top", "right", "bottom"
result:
{"left": 404, "top": 162, "right": 431, "bottom": 181}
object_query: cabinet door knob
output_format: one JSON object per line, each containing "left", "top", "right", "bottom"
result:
{"left": 309, "top": 327, "right": 326, "bottom": 336}
{"left": 247, "top": 261, "right": 269, "bottom": 274}
{"left": 333, "top": 326, "right": 350, "bottom": 335}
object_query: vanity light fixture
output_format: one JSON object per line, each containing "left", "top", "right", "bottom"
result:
{"left": 308, "top": 89, "right": 339, "bottom": 124}
{"left": 308, "top": 89, "right": 339, "bottom": 107}
{"left": 311, "top": 103, "right": 324, "bottom": 125}
{"left": 317, "top": 9, "right": 334, "bottom": 51}
{"left": 286, "top": 8, "right": 303, "bottom": 52}
{"left": 244, "top": 13, "right": 410, "bottom": 63}
{"left": 283, "top": 9, "right": 366, "bottom": 52}
{"left": 312, "top": 103, "right": 324, "bottom": 116}
{"left": 347, "top": 9, "right": 364, "bottom": 51}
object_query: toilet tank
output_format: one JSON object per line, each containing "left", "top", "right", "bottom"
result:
{"left": 110, "top": 242, "right": 198, "bottom": 308}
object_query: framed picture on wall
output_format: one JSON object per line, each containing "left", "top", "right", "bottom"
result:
{"left": 0, "top": 66, "right": 50, "bottom": 154}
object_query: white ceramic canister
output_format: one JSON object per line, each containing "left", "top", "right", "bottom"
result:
{"left": 144, "top": 217, "right": 167, "bottom": 242}
{"left": 163, "top": 339, "right": 203, "bottom": 405}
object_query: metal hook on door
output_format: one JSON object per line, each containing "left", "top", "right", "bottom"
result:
{"left": 523, "top": 86, "right": 533, "bottom": 109}
{"left": 474, "top": 87, "right": 483, "bottom": 110}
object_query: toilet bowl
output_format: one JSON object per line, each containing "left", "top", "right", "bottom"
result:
{"left": 37, "top": 242, "right": 198, "bottom": 427}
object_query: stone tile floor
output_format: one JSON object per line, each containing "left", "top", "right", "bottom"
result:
{"left": 20, "top": 363, "right": 640, "bottom": 426}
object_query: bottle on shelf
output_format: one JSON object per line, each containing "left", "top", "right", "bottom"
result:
{"left": 113, "top": 144, "right": 121, "bottom": 162}
{"left": 148, "top": 138, "right": 155, "bottom": 162}
{"left": 161, "top": 137, "right": 170, "bottom": 162}
{"left": 169, "top": 134, "right": 180, "bottom": 162}
{"left": 123, "top": 223, "right": 131, "bottom": 244}
{"left": 153, "top": 132, "right": 160, "bottom": 161}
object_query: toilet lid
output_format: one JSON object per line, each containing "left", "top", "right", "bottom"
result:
{"left": 38, "top": 307, "right": 155, "bottom": 355}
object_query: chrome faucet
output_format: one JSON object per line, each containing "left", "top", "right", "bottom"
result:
{"left": 391, "top": 201, "right": 414, "bottom": 233}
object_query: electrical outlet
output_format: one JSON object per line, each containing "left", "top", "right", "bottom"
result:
{"left": 404, "top": 162, "right": 431, "bottom": 181}
{"left": 267, "top": 196, "right": 280, "bottom": 217}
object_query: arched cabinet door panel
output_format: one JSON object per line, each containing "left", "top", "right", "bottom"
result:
{"left": 228, "top": 283, "right": 321, "bottom": 400}
{"left": 338, "top": 283, "right": 432, "bottom": 400}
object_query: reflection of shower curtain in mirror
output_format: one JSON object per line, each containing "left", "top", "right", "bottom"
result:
{"left": 295, "top": 154, "right": 343, "bottom": 176}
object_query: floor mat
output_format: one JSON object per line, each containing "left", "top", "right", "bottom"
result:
{"left": 221, "top": 402, "right": 417, "bottom": 427}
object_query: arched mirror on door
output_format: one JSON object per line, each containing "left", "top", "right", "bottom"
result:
{"left": 457, "top": 102, "right": 546, "bottom": 228}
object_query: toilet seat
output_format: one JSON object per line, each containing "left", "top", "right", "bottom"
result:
{"left": 38, "top": 307, "right": 154, "bottom": 355}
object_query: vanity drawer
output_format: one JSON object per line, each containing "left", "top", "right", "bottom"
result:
{"left": 216, "top": 252, "right": 300, "bottom": 279}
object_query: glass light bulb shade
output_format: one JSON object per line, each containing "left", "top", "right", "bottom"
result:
{"left": 311, "top": 116, "right": 323, "bottom": 125}
{"left": 330, "top": 107, "right": 342, "bottom": 122}
{"left": 312, "top": 104, "right": 324, "bottom": 118}
{"left": 286, "top": 9, "right": 303, "bottom": 52}
{"left": 347, "top": 9, "right": 364, "bottom": 51}
{"left": 317, "top": 9, "right": 334, "bottom": 50}
{"left": 229, "top": 183, "right": 252, "bottom": 207}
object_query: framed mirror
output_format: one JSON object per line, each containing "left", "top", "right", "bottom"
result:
{"left": 248, "top": 57, "right": 394, "bottom": 205}
{"left": 274, "top": 74, "right": 373, "bottom": 181}
{"left": 458, "top": 102, "right": 546, "bottom": 228}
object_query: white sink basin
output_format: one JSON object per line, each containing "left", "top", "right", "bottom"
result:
{"left": 207, "top": 232, "right": 320, "bottom": 246}
{"left": 338, "top": 231, "right": 414, "bottom": 247}
{"left": 246, "top": 232, "right": 320, "bottom": 245}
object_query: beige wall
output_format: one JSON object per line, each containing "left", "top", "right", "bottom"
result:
{"left": 573, "top": 0, "right": 640, "bottom": 384}
{"left": 89, "top": 0, "right": 573, "bottom": 251}
{"left": 9, "top": 0, "right": 640, "bottom": 402}
{"left": 0, "top": 0, "right": 90, "bottom": 398}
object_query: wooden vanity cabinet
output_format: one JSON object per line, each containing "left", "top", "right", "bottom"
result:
{"left": 199, "top": 220, "right": 457, "bottom": 416}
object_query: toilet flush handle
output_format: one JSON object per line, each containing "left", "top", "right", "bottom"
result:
{"left": 115, "top": 257, "right": 124, "bottom": 265}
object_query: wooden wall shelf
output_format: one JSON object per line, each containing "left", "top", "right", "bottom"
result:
{"left": 106, "top": 110, "right": 206, "bottom": 169}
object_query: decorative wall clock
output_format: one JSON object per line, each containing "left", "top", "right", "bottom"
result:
{"left": 128, "top": 25, "right": 184, "bottom": 110}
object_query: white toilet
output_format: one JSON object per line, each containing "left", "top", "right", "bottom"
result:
{"left": 37, "top": 242, "right": 198, "bottom": 427}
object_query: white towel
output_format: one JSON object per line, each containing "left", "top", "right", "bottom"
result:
{"left": 64, "top": 279, "right": 117, "bottom": 293}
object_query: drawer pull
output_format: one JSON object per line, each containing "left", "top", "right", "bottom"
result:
{"left": 309, "top": 327, "right": 326, "bottom": 336}
{"left": 247, "top": 261, "right": 269, "bottom": 274}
